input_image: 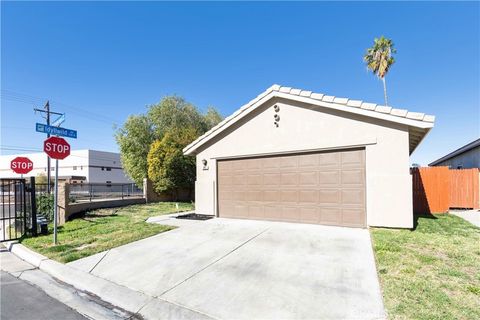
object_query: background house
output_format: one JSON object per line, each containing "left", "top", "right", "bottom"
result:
{"left": 429, "top": 138, "right": 480, "bottom": 169}
{"left": 0, "top": 149, "right": 133, "bottom": 184}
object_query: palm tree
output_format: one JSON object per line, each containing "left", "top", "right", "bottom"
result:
{"left": 364, "top": 36, "right": 396, "bottom": 106}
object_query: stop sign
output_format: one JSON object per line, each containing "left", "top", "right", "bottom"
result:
{"left": 44, "top": 136, "right": 71, "bottom": 160}
{"left": 11, "top": 157, "right": 34, "bottom": 174}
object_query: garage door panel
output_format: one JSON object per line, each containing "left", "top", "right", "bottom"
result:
{"left": 282, "top": 207, "right": 299, "bottom": 221}
{"left": 341, "top": 150, "right": 365, "bottom": 166}
{"left": 217, "top": 149, "right": 365, "bottom": 227}
{"left": 281, "top": 173, "right": 298, "bottom": 185}
{"left": 341, "top": 189, "right": 365, "bottom": 206}
{"left": 341, "top": 169, "right": 364, "bottom": 185}
{"left": 280, "top": 156, "right": 298, "bottom": 168}
{"left": 318, "top": 170, "right": 340, "bottom": 185}
{"left": 299, "top": 154, "right": 319, "bottom": 167}
{"left": 342, "top": 209, "right": 365, "bottom": 226}
{"left": 263, "top": 190, "right": 279, "bottom": 201}
{"left": 319, "top": 189, "right": 341, "bottom": 204}
{"left": 320, "top": 208, "right": 342, "bottom": 225}
{"left": 281, "top": 190, "right": 298, "bottom": 202}
{"left": 246, "top": 191, "right": 263, "bottom": 201}
{"left": 247, "top": 174, "right": 262, "bottom": 185}
{"left": 300, "top": 207, "right": 320, "bottom": 223}
{"left": 248, "top": 206, "right": 264, "bottom": 219}
{"left": 319, "top": 152, "right": 341, "bottom": 167}
{"left": 264, "top": 206, "right": 281, "bottom": 220}
{"left": 299, "top": 172, "right": 317, "bottom": 185}
{"left": 299, "top": 190, "right": 318, "bottom": 203}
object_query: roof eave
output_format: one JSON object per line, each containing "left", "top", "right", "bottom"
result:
{"left": 183, "top": 85, "right": 435, "bottom": 156}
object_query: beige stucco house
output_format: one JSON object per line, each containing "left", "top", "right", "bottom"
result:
{"left": 184, "top": 85, "right": 434, "bottom": 228}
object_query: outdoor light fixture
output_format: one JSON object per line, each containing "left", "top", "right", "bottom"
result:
{"left": 202, "top": 159, "right": 209, "bottom": 170}
{"left": 274, "top": 104, "right": 280, "bottom": 112}
{"left": 274, "top": 114, "right": 280, "bottom": 122}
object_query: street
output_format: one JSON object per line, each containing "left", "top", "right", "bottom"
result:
{"left": 1, "top": 271, "right": 86, "bottom": 320}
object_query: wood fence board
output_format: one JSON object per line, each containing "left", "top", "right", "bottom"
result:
{"left": 412, "top": 167, "right": 480, "bottom": 214}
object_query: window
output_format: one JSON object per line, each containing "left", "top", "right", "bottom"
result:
{"left": 73, "top": 166, "right": 77, "bottom": 170}
{"left": 101, "top": 167, "right": 105, "bottom": 171}
{"left": 80, "top": 166, "right": 83, "bottom": 170}
{"left": 106, "top": 167, "right": 111, "bottom": 171}
{"left": 457, "top": 165, "right": 463, "bottom": 169}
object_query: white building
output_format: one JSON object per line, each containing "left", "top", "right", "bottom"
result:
{"left": 0, "top": 150, "right": 134, "bottom": 184}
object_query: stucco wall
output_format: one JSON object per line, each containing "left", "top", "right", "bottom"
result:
{"left": 432, "top": 147, "right": 480, "bottom": 169}
{"left": 194, "top": 97, "right": 413, "bottom": 228}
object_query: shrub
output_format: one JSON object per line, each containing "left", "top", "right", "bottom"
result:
{"left": 36, "top": 194, "right": 54, "bottom": 221}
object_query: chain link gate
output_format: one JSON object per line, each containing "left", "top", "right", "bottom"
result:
{"left": 0, "top": 178, "right": 35, "bottom": 242}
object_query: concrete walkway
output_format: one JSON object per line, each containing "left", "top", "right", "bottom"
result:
{"left": 0, "top": 245, "right": 135, "bottom": 319}
{"left": 450, "top": 210, "right": 480, "bottom": 227}
{"left": 68, "top": 217, "right": 385, "bottom": 320}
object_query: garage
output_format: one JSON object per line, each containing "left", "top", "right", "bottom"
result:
{"left": 184, "top": 85, "right": 434, "bottom": 228}
{"left": 217, "top": 149, "right": 365, "bottom": 227}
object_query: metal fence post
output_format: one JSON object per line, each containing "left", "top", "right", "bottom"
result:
{"left": 89, "top": 184, "right": 92, "bottom": 202}
{"left": 30, "top": 177, "right": 37, "bottom": 236}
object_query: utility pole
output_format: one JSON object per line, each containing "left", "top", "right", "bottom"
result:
{"left": 34, "top": 101, "right": 63, "bottom": 193}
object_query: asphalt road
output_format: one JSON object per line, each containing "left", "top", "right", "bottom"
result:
{"left": 0, "top": 271, "right": 86, "bottom": 320}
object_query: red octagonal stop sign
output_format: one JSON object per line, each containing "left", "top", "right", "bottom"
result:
{"left": 44, "top": 136, "right": 71, "bottom": 160}
{"left": 11, "top": 157, "right": 34, "bottom": 174}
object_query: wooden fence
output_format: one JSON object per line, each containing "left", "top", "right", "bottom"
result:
{"left": 412, "top": 167, "right": 480, "bottom": 214}
{"left": 450, "top": 169, "right": 479, "bottom": 209}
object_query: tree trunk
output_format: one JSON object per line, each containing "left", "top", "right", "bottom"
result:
{"left": 382, "top": 77, "right": 388, "bottom": 106}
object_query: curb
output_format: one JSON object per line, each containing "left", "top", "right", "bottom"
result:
{"left": 5, "top": 241, "right": 215, "bottom": 320}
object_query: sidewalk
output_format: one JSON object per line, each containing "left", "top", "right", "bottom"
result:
{"left": 450, "top": 209, "right": 480, "bottom": 227}
{"left": 0, "top": 245, "right": 137, "bottom": 320}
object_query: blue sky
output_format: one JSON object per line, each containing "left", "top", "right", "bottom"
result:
{"left": 1, "top": 1, "right": 479, "bottom": 165}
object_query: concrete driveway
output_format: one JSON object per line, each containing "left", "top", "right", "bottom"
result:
{"left": 69, "top": 218, "right": 385, "bottom": 320}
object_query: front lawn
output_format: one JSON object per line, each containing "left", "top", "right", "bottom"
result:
{"left": 371, "top": 214, "right": 480, "bottom": 320}
{"left": 21, "top": 202, "right": 194, "bottom": 263}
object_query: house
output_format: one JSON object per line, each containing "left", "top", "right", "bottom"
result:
{"left": 429, "top": 138, "right": 480, "bottom": 169}
{"left": 0, "top": 149, "right": 133, "bottom": 184}
{"left": 184, "top": 85, "right": 434, "bottom": 228}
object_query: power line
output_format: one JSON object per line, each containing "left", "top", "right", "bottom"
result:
{"left": 1, "top": 89, "right": 121, "bottom": 125}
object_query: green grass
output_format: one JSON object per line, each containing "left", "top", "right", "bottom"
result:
{"left": 371, "top": 214, "right": 480, "bottom": 320}
{"left": 21, "top": 202, "right": 194, "bottom": 263}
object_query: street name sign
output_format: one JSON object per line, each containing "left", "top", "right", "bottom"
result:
{"left": 44, "top": 136, "right": 71, "bottom": 160}
{"left": 36, "top": 123, "right": 77, "bottom": 139}
{"left": 11, "top": 157, "right": 33, "bottom": 174}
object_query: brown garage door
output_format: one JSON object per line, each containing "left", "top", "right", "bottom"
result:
{"left": 217, "top": 149, "right": 366, "bottom": 227}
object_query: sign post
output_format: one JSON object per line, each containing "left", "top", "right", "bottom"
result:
{"left": 44, "top": 136, "right": 71, "bottom": 244}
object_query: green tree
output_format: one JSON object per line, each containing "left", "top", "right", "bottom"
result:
{"left": 36, "top": 172, "right": 48, "bottom": 184}
{"left": 115, "top": 95, "right": 223, "bottom": 189}
{"left": 115, "top": 115, "right": 153, "bottom": 186}
{"left": 147, "top": 128, "right": 197, "bottom": 198}
{"left": 148, "top": 96, "right": 205, "bottom": 139}
{"left": 364, "top": 36, "right": 396, "bottom": 106}
{"left": 203, "top": 107, "right": 223, "bottom": 131}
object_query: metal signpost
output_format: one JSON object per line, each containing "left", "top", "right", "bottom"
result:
{"left": 43, "top": 136, "right": 72, "bottom": 244}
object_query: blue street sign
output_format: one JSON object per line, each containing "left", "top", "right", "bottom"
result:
{"left": 36, "top": 123, "right": 77, "bottom": 139}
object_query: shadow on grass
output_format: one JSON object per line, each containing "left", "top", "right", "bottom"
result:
{"left": 413, "top": 212, "right": 438, "bottom": 230}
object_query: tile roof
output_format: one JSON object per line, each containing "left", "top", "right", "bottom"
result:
{"left": 184, "top": 84, "right": 435, "bottom": 155}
